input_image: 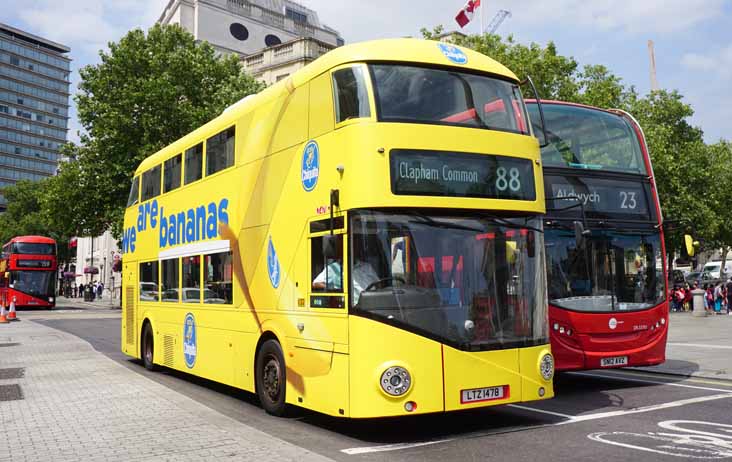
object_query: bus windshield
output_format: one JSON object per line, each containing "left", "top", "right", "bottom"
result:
{"left": 545, "top": 229, "right": 664, "bottom": 312}
{"left": 369, "top": 64, "right": 529, "bottom": 135}
{"left": 527, "top": 103, "right": 647, "bottom": 175}
{"left": 10, "top": 270, "right": 55, "bottom": 299}
{"left": 12, "top": 242, "right": 55, "bottom": 255}
{"left": 350, "top": 211, "right": 547, "bottom": 350}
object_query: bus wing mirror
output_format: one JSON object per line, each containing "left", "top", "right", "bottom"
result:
{"left": 521, "top": 76, "right": 549, "bottom": 148}
{"left": 574, "top": 221, "right": 589, "bottom": 248}
{"left": 322, "top": 234, "right": 338, "bottom": 259}
{"left": 684, "top": 234, "right": 698, "bottom": 257}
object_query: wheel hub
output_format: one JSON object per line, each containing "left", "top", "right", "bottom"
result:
{"left": 262, "top": 357, "right": 280, "bottom": 400}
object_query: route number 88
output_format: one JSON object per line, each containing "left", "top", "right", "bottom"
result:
{"left": 496, "top": 167, "right": 521, "bottom": 192}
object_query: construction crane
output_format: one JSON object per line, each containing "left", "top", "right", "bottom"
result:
{"left": 486, "top": 9, "right": 511, "bottom": 35}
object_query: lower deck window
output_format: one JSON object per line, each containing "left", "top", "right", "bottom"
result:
{"left": 139, "top": 261, "right": 159, "bottom": 302}
{"left": 204, "top": 252, "right": 233, "bottom": 304}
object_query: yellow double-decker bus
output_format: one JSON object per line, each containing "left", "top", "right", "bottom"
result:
{"left": 121, "top": 38, "right": 554, "bottom": 418}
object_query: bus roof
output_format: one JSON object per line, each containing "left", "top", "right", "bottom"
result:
{"left": 135, "top": 39, "right": 519, "bottom": 175}
{"left": 5, "top": 236, "right": 56, "bottom": 245}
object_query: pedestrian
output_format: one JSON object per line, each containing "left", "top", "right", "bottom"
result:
{"left": 714, "top": 281, "right": 725, "bottom": 314}
{"left": 78, "top": 283, "right": 84, "bottom": 298}
{"left": 97, "top": 282, "right": 104, "bottom": 299}
{"left": 683, "top": 283, "right": 692, "bottom": 311}
{"left": 726, "top": 278, "right": 732, "bottom": 315}
{"left": 705, "top": 284, "right": 714, "bottom": 313}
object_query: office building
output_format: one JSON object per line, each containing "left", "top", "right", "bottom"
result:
{"left": 158, "top": 0, "right": 343, "bottom": 84}
{"left": 0, "top": 23, "right": 71, "bottom": 211}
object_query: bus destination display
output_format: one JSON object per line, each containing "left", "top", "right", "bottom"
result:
{"left": 390, "top": 149, "right": 535, "bottom": 200}
{"left": 546, "top": 175, "right": 651, "bottom": 219}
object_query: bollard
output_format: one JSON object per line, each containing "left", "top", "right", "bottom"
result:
{"left": 691, "top": 288, "right": 707, "bottom": 317}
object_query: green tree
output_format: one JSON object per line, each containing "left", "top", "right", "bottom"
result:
{"left": 55, "top": 24, "right": 264, "bottom": 237}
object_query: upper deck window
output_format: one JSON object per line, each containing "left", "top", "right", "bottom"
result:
{"left": 369, "top": 64, "right": 529, "bottom": 135}
{"left": 11, "top": 242, "right": 55, "bottom": 255}
{"left": 527, "top": 104, "right": 647, "bottom": 175}
{"left": 141, "top": 165, "right": 161, "bottom": 202}
{"left": 164, "top": 154, "right": 182, "bottom": 193}
{"left": 185, "top": 143, "right": 203, "bottom": 185}
{"left": 332, "top": 66, "right": 371, "bottom": 123}
{"left": 206, "top": 127, "right": 235, "bottom": 176}
{"left": 127, "top": 176, "right": 139, "bottom": 207}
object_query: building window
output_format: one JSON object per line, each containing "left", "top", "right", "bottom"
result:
{"left": 182, "top": 256, "right": 201, "bottom": 303}
{"left": 0, "top": 105, "right": 7, "bottom": 114}
{"left": 9, "top": 56, "right": 19, "bottom": 66}
{"left": 184, "top": 143, "right": 203, "bottom": 184}
{"left": 204, "top": 252, "right": 232, "bottom": 304}
{"left": 206, "top": 127, "right": 235, "bottom": 176}
{"left": 161, "top": 258, "right": 179, "bottom": 302}
{"left": 332, "top": 66, "right": 371, "bottom": 123}
{"left": 139, "top": 261, "right": 159, "bottom": 302}
{"left": 163, "top": 153, "right": 182, "bottom": 193}
{"left": 229, "top": 23, "right": 249, "bottom": 41}
{"left": 286, "top": 8, "right": 307, "bottom": 24}
{"left": 52, "top": 107, "right": 58, "bottom": 114}
{"left": 275, "top": 74, "right": 289, "bottom": 82}
{"left": 141, "top": 165, "right": 161, "bottom": 201}
{"left": 265, "top": 34, "right": 282, "bottom": 47}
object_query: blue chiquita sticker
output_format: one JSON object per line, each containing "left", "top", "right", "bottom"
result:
{"left": 267, "top": 237, "right": 281, "bottom": 288}
{"left": 183, "top": 313, "right": 197, "bottom": 369}
{"left": 301, "top": 140, "right": 319, "bottom": 192}
{"left": 438, "top": 43, "right": 468, "bottom": 65}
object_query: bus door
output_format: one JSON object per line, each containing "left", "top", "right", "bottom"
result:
{"left": 286, "top": 217, "right": 349, "bottom": 414}
{"left": 122, "top": 261, "right": 138, "bottom": 356}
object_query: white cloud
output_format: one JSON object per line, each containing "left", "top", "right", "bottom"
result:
{"left": 681, "top": 44, "right": 732, "bottom": 77}
{"left": 15, "top": 0, "right": 168, "bottom": 54}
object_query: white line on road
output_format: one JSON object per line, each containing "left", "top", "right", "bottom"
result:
{"left": 668, "top": 342, "right": 732, "bottom": 350}
{"left": 569, "top": 371, "right": 732, "bottom": 394}
{"left": 557, "top": 393, "right": 732, "bottom": 424}
{"left": 340, "top": 375, "right": 732, "bottom": 455}
{"left": 507, "top": 404, "right": 574, "bottom": 419}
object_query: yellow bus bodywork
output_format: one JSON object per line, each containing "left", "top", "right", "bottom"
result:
{"left": 121, "top": 38, "right": 553, "bottom": 418}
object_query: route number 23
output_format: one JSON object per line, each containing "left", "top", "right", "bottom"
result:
{"left": 619, "top": 191, "right": 637, "bottom": 209}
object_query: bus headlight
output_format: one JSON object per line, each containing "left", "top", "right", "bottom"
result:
{"left": 380, "top": 366, "right": 411, "bottom": 396}
{"left": 539, "top": 353, "right": 554, "bottom": 381}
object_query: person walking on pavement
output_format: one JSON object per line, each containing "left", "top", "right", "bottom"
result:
{"left": 97, "top": 282, "right": 104, "bottom": 299}
{"left": 78, "top": 283, "right": 84, "bottom": 299}
{"left": 726, "top": 278, "right": 732, "bottom": 315}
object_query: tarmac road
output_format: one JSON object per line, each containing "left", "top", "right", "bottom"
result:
{"left": 32, "top": 312, "right": 732, "bottom": 462}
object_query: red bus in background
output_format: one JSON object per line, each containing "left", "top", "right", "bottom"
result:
{"left": 526, "top": 100, "right": 667, "bottom": 371}
{"left": 0, "top": 236, "right": 57, "bottom": 308}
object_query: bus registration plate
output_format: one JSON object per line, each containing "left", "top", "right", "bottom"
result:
{"left": 460, "top": 385, "right": 507, "bottom": 404}
{"left": 600, "top": 356, "right": 628, "bottom": 367}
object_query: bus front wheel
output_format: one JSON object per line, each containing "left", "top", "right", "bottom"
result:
{"left": 256, "top": 339, "right": 287, "bottom": 416}
{"left": 141, "top": 323, "right": 158, "bottom": 371}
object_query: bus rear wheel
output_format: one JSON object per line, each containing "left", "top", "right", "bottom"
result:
{"left": 256, "top": 339, "right": 287, "bottom": 416}
{"left": 141, "top": 323, "right": 157, "bottom": 371}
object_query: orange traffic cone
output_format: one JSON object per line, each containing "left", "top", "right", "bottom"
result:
{"left": 7, "top": 297, "right": 17, "bottom": 321}
{"left": 0, "top": 302, "right": 8, "bottom": 324}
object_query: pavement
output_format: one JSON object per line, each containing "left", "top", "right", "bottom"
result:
{"left": 1, "top": 305, "right": 731, "bottom": 461}
{"left": 0, "top": 318, "right": 333, "bottom": 462}
{"left": 635, "top": 311, "right": 732, "bottom": 381}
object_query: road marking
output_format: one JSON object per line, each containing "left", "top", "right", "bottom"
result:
{"left": 668, "top": 342, "right": 732, "bottom": 350}
{"left": 569, "top": 371, "right": 732, "bottom": 394}
{"left": 561, "top": 393, "right": 732, "bottom": 424}
{"left": 622, "top": 370, "right": 732, "bottom": 387}
{"left": 341, "top": 388, "right": 732, "bottom": 454}
{"left": 507, "top": 404, "right": 574, "bottom": 419}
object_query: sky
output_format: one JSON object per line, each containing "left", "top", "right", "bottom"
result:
{"left": 4, "top": 0, "right": 731, "bottom": 144}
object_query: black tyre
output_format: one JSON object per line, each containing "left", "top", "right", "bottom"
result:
{"left": 141, "top": 323, "right": 158, "bottom": 371}
{"left": 256, "top": 339, "right": 287, "bottom": 416}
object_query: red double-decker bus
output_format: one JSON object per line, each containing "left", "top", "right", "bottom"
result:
{"left": 526, "top": 101, "right": 667, "bottom": 371}
{"left": 0, "top": 236, "right": 57, "bottom": 308}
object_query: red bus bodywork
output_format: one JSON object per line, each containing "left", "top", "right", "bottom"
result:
{"left": 527, "top": 100, "right": 668, "bottom": 372}
{"left": 0, "top": 236, "right": 57, "bottom": 308}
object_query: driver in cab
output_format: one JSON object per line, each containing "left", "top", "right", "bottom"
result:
{"left": 312, "top": 243, "right": 379, "bottom": 304}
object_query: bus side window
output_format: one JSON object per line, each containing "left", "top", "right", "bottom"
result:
{"left": 332, "top": 66, "right": 370, "bottom": 124}
{"left": 127, "top": 176, "right": 139, "bottom": 207}
{"left": 164, "top": 154, "right": 182, "bottom": 193}
{"left": 141, "top": 165, "right": 161, "bottom": 202}
{"left": 184, "top": 143, "right": 203, "bottom": 185}
{"left": 311, "top": 235, "right": 343, "bottom": 292}
{"left": 139, "top": 261, "right": 159, "bottom": 302}
{"left": 206, "top": 126, "right": 235, "bottom": 176}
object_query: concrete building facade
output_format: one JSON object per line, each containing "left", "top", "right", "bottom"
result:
{"left": 0, "top": 23, "right": 71, "bottom": 212}
{"left": 74, "top": 231, "right": 122, "bottom": 299}
{"left": 158, "top": 0, "right": 342, "bottom": 84}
